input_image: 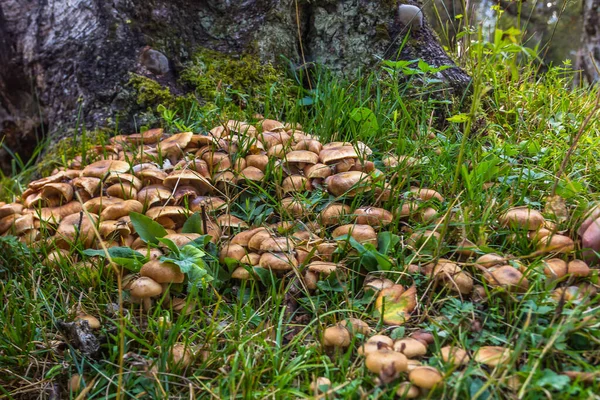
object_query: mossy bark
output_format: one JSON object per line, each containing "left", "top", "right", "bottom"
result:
{"left": 0, "top": 0, "right": 470, "bottom": 174}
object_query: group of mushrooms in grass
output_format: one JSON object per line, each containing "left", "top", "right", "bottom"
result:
{"left": 0, "top": 118, "right": 598, "bottom": 392}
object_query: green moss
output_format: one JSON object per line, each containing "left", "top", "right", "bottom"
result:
{"left": 179, "top": 48, "right": 294, "bottom": 111}
{"left": 129, "top": 74, "right": 178, "bottom": 108}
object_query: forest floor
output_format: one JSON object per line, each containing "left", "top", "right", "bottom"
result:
{"left": 1, "top": 30, "right": 600, "bottom": 399}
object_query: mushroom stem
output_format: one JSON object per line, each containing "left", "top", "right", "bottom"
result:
{"left": 142, "top": 297, "right": 152, "bottom": 312}
{"left": 161, "top": 283, "right": 172, "bottom": 303}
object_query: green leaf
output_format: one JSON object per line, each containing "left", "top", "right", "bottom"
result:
{"left": 129, "top": 212, "right": 167, "bottom": 244}
{"left": 447, "top": 113, "right": 470, "bottom": 123}
{"left": 377, "top": 232, "right": 400, "bottom": 256}
{"left": 82, "top": 247, "right": 145, "bottom": 271}
{"left": 161, "top": 245, "right": 205, "bottom": 273}
{"left": 181, "top": 212, "right": 204, "bottom": 234}
{"left": 349, "top": 107, "right": 379, "bottom": 134}
{"left": 157, "top": 237, "right": 180, "bottom": 256}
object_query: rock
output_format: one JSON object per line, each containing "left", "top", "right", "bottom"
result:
{"left": 140, "top": 47, "right": 170, "bottom": 75}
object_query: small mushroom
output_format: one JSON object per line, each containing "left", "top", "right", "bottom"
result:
{"left": 365, "top": 349, "right": 408, "bottom": 375}
{"left": 322, "top": 324, "right": 351, "bottom": 347}
{"left": 499, "top": 206, "right": 545, "bottom": 230}
{"left": 129, "top": 276, "right": 163, "bottom": 310}
{"left": 408, "top": 366, "right": 443, "bottom": 389}
{"left": 440, "top": 345, "right": 470, "bottom": 367}
{"left": 393, "top": 338, "right": 427, "bottom": 358}
{"left": 474, "top": 346, "right": 512, "bottom": 367}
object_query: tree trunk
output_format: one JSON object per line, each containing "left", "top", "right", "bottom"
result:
{"left": 578, "top": 0, "right": 600, "bottom": 84}
{"left": 0, "top": 0, "right": 470, "bottom": 174}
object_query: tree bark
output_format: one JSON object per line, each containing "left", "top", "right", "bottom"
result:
{"left": 0, "top": 0, "right": 470, "bottom": 174}
{"left": 578, "top": 0, "right": 600, "bottom": 84}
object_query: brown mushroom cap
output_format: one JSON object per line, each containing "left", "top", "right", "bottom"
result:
{"left": 126, "top": 127, "right": 163, "bottom": 144}
{"left": 408, "top": 366, "right": 443, "bottom": 389}
{"left": 146, "top": 206, "right": 188, "bottom": 227}
{"left": 567, "top": 259, "right": 591, "bottom": 277}
{"left": 542, "top": 258, "right": 568, "bottom": 279}
{"left": 536, "top": 234, "right": 575, "bottom": 253}
{"left": 485, "top": 265, "right": 529, "bottom": 292}
{"left": 322, "top": 325, "right": 351, "bottom": 347}
{"left": 129, "top": 276, "right": 163, "bottom": 298}
{"left": 440, "top": 345, "right": 470, "bottom": 367}
{"left": 499, "top": 206, "right": 545, "bottom": 230}
{"left": 365, "top": 349, "right": 408, "bottom": 375}
{"left": 217, "top": 214, "right": 249, "bottom": 229}
{"left": 162, "top": 233, "right": 202, "bottom": 247}
{"left": 354, "top": 206, "right": 394, "bottom": 227}
{"left": 339, "top": 318, "right": 370, "bottom": 335}
{"left": 0, "top": 203, "right": 24, "bottom": 219}
{"left": 82, "top": 160, "right": 131, "bottom": 178}
{"left": 396, "top": 382, "right": 420, "bottom": 399}
{"left": 219, "top": 243, "right": 247, "bottom": 262}
{"left": 431, "top": 260, "right": 474, "bottom": 294}
{"left": 158, "top": 132, "right": 193, "bottom": 157}
{"left": 140, "top": 260, "right": 185, "bottom": 284}
{"left": 393, "top": 338, "right": 428, "bottom": 358}
{"left": 474, "top": 346, "right": 512, "bottom": 367}
{"left": 285, "top": 150, "right": 319, "bottom": 165}
{"left": 282, "top": 175, "right": 311, "bottom": 193}
{"left": 410, "top": 187, "right": 445, "bottom": 202}
{"left": 163, "top": 170, "right": 214, "bottom": 194}
{"left": 168, "top": 342, "right": 194, "bottom": 369}
{"left": 100, "top": 199, "right": 143, "bottom": 221}
{"left": 305, "top": 163, "right": 332, "bottom": 179}
{"left": 307, "top": 261, "right": 338, "bottom": 276}
{"left": 55, "top": 212, "right": 99, "bottom": 248}
{"left": 259, "top": 252, "right": 298, "bottom": 271}
{"left": 332, "top": 224, "right": 377, "bottom": 246}
{"left": 325, "top": 171, "right": 371, "bottom": 197}
{"left": 319, "top": 203, "right": 352, "bottom": 226}
{"left": 476, "top": 253, "right": 506, "bottom": 268}
{"left": 260, "top": 237, "right": 295, "bottom": 252}
{"left": 247, "top": 229, "right": 273, "bottom": 251}
{"left": 319, "top": 146, "right": 359, "bottom": 164}
{"left": 239, "top": 166, "right": 265, "bottom": 182}
{"left": 246, "top": 154, "right": 269, "bottom": 172}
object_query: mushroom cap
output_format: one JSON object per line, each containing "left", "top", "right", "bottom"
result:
{"left": 217, "top": 214, "right": 249, "bottom": 229}
{"left": 486, "top": 265, "right": 529, "bottom": 292}
{"left": 163, "top": 170, "right": 214, "bottom": 194}
{"left": 474, "top": 346, "right": 512, "bottom": 367}
{"left": 365, "top": 349, "right": 408, "bottom": 375}
{"left": 319, "top": 203, "right": 352, "bottom": 226}
{"left": 105, "top": 172, "right": 143, "bottom": 190}
{"left": 76, "top": 314, "right": 101, "bottom": 329}
{"left": 136, "top": 168, "right": 168, "bottom": 185}
{"left": 307, "top": 261, "right": 338, "bottom": 276}
{"left": 285, "top": 150, "right": 319, "bottom": 165}
{"left": 240, "top": 252, "right": 261, "bottom": 265}
{"left": 410, "top": 187, "right": 445, "bottom": 202}
{"left": 158, "top": 132, "right": 193, "bottom": 156}
{"left": 260, "top": 237, "right": 295, "bottom": 252}
{"left": 432, "top": 260, "right": 474, "bottom": 294}
{"left": 83, "top": 196, "right": 123, "bottom": 214}
{"left": 72, "top": 177, "right": 101, "bottom": 198}
{"left": 82, "top": 160, "right": 131, "bottom": 178}
{"left": 55, "top": 212, "right": 99, "bottom": 248}
{"left": 219, "top": 243, "right": 247, "bottom": 262}
{"left": 98, "top": 220, "right": 131, "bottom": 238}
{"left": 499, "top": 206, "right": 545, "bottom": 230}
{"left": 396, "top": 382, "right": 420, "bottom": 399}
{"left": 282, "top": 175, "right": 311, "bottom": 193}
{"left": 339, "top": 318, "right": 370, "bottom": 335}
{"left": 319, "top": 146, "right": 359, "bottom": 164}
{"left": 129, "top": 276, "right": 163, "bottom": 298}
{"left": 567, "top": 259, "right": 591, "bottom": 277}
{"left": 393, "top": 338, "right": 428, "bottom": 358}
{"left": 259, "top": 252, "right": 298, "bottom": 271}
{"left": 542, "top": 258, "right": 568, "bottom": 279}
{"left": 260, "top": 119, "right": 286, "bottom": 132}
{"left": 280, "top": 197, "right": 308, "bottom": 218}
{"left": 440, "top": 345, "right": 470, "bottom": 367}
{"left": 309, "top": 377, "right": 332, "bottom": 394}
{"left": 332, "top": 224, "right": 377, "bottom": 246}
{"left": 247, "top": 229, "right": 273, "bottom": 251}
{"left": 246, "top": 154, "right": 269, "bottom": 172}
{"left": 189, "top": 196, "right": 227, "bottom": 213}
{"left": 100, "top": 199, "right": 143, "bottom": 221}
{"left": 146, "top": 206, "right": 188, "bottom": 226}
{"left": 231, "top": 266, "right": 254, "bottom": 280}
{"left": 168, "top": 343, "right": 194, "bottom": 369}
{"left": 322, "top": 325, "right": 351, "bottom": 347}
{"left": 231, "top": 227, "right": 267, "bottom": 247}
{"left": 0, "top": 203, "right": 24, "bottom": 219}
{"left": 41, "top": 183, "right": 74, "bottom": 204}
{"left": 408, "top": 366, "right": 443, "bottom": 389}
{"left": 140, "top": 260, "right": 185, "bottom": 284}
{"left": 126, "top": 127, "right": 163, "bottom": 144}
{"left": 354, "top": 206, "right": 394, "bottom": 227}
{"left": 106, "top": 183, "right": 138, "bottom": 199}
{"left": 536, "top": 234, "right": 575, "bottom": 253}
{"left": 239, "top": 166, "right": 265, "bottom": 182}
{"left": 325, "top": 171, "right": 371, "bottom": 197}
{"left": 294, "top": 138, "right": 322, "bottom": 154}
{"left": 304, "top": 163, "right": 332, "bottom": 179}
{"left": 137, "top": 184, "right": 172, "bottom": 207}
{"left": 162, "top": 233, "right": 202, "bottom": 247}
{"left": 476, "top": 253, "right": 505, "bottom": 268}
